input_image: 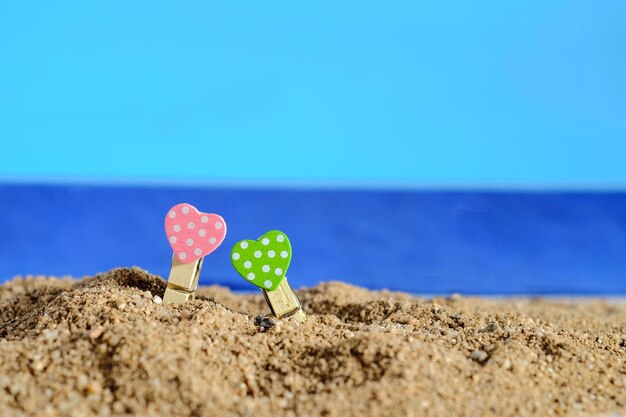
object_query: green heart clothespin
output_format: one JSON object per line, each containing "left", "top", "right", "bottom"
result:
{"left": 231, "top": 230, "right": 305, "bottom": 321}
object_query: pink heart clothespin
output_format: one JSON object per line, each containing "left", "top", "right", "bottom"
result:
{"left": 162, "top": 203, "right": 227, "bottom": 304}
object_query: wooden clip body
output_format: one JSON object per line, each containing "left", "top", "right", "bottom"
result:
{"left": 163, "top": 254, "right": 203, "bottom": 304}
{"left": 262, "top": 277, "right": 306, "bottom": 322}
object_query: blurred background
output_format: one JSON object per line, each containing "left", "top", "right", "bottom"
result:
{"left": 0, "top": 2, "right": 625, "bottom": 293}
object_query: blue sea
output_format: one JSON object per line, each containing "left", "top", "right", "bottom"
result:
{"left": 1, "top": 183, "right": 624, "bottom": 295}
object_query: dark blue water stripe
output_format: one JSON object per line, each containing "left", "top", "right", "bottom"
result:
{"left": 0, "top": 184, "right": 625, "bottom": 294}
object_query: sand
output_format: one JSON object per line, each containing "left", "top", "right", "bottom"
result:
{"left": 0, "top": 268, "right": 624, "bottom": 417}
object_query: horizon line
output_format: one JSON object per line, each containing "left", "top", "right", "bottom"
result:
{"left": 1, "top": 175, "right": 626, "bottom": 192}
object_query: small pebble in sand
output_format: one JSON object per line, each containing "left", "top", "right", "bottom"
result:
{"left": 254, "top": 316, "right": 276, "bottom": 332}
{"left": 88, "top": 327, "right": 104, "bottom": 340}
{"left": 470, "top": 349, "right": 490, "bottom": 364}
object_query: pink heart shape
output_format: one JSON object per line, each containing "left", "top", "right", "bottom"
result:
{"left": 164, "top": 203, "right": 227, "bottom": 263}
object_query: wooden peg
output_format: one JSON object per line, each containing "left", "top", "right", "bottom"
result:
{"left": 163, "top": 255, "right": 203, "bottom": 304}
{"left": 262, "top": 277, "right": 305, "bottom": 320}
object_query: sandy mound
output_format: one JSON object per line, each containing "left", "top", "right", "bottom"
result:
{"left": 0, "top": 268, "right": 624, "bottom": 417}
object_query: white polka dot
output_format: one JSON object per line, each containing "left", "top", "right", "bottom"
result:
{"left": 187, "top": 222, "right": 196, "bottom": 230}
{"left": 198, "top": 229, "right": 206, "bottom": 237}
{"left": 173, "top": 224, "right": 181, "bottom": 232}
{"left": 169, "top": 236, "right": 177, "bottom": 244}
{"left": 274, "top": 268, "right": 282, "bottom": 276}
{"left": 276, "top": 234, "right": 284, "bottom": 242}
{"left": 186, "top": 238, "right": 194, "bottom": 246}
{"left": 201, "top": 216, "right": 208, "bottom": 223}
{"left": 194, "top": 248, "right": 202, "bottom": 256}
{"left": 168, "top": 211, "right": 176, "bottom": 219}
{"left": 244, "top": 261, "right": 252, "bottom": 269}
{"left": 179, "top": 252, "right": 187, "bottom": 260}
{"left": 261, "top": 238, "right": 270, "bottom": 246}
{"left": 232, "top": 252, "right": 240, "bottom": 260}
{"left": 181, "top": 206, "right": 190, "bottom": 214}
{"left": 262, "top": 265, "right": 270, "bottom": 273}
{"left": 268, "top": 250, "right": 275, "bottom": 258}
{"left": 209, "top": 237, "right": 217, "bottom": 245}
{"left": 240, "top": 242, "right": 248, "bottom": 249}
{"left": 280, "top": 250, "right": 289, "bottom": 258}
{"left": 254, "top": 250, "right": 262, "bottom": 258}
{"left": 264, "top": 280, "right": 272, "bottom": 288}
{"left": 215, "top": 222, "right": 223, "bottom": 230}
{"left": 247, "top": 272, "right": 255, "bottom": 280}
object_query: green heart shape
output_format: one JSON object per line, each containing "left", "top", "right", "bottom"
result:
{"left": 231, "top": 230, "right": 292, "bottom": 291}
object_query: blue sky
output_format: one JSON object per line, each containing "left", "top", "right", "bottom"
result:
{"left": 1, "top": 1, "right": 625, "bottom": 185}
